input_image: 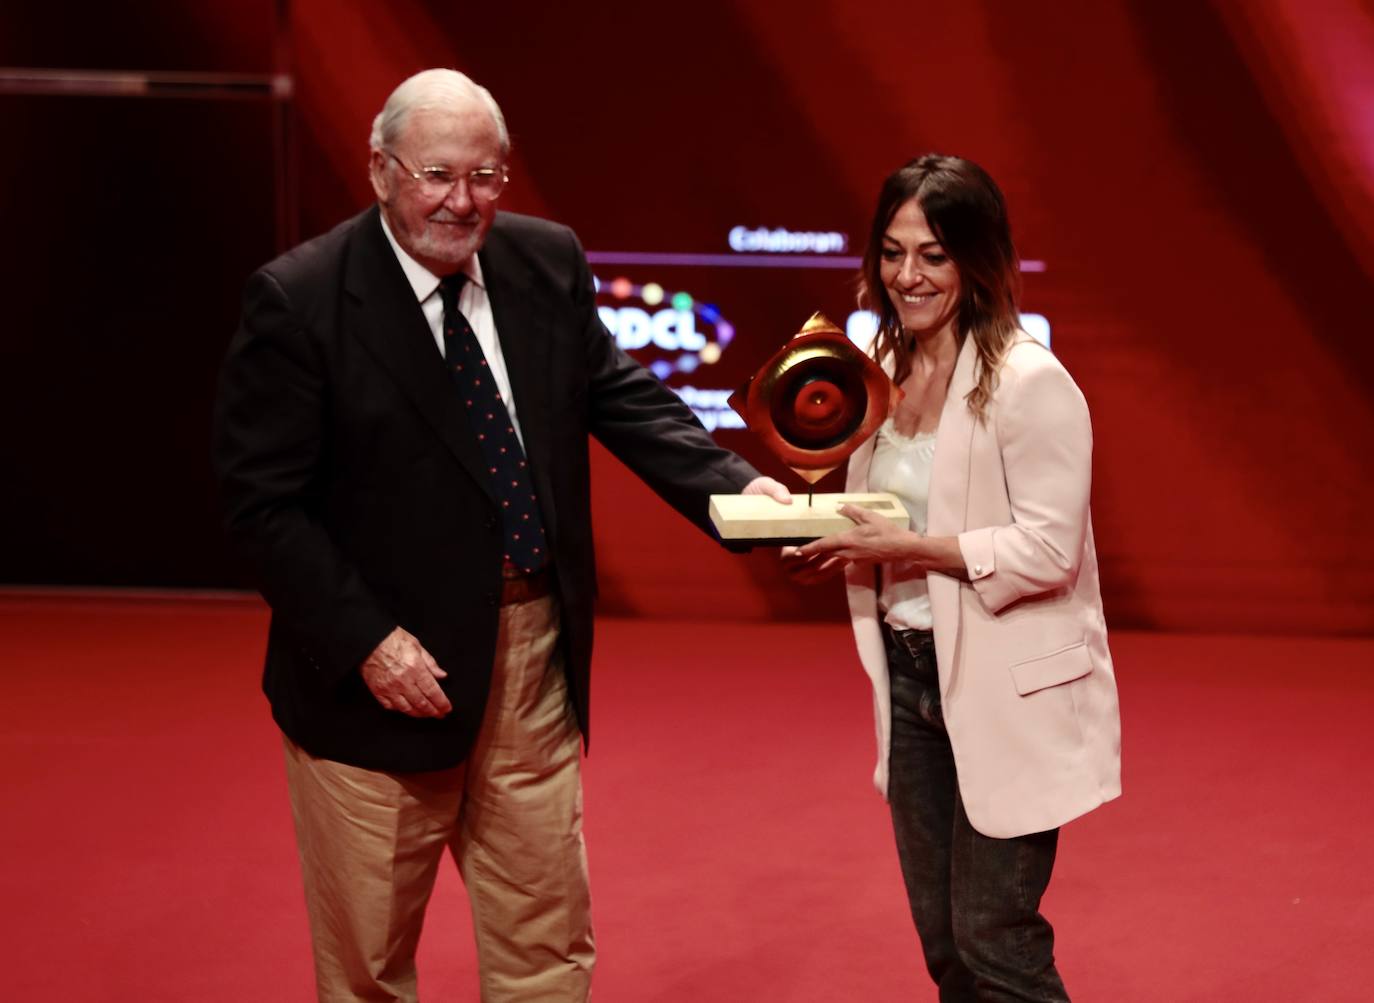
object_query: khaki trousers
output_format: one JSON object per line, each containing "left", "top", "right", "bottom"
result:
{"left": 282, "top": 595, "right": 594, "bottom": 1002}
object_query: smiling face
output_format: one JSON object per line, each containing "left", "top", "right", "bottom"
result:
{"left": 879, "top": 198, "right": 962, "bottom": 341}
{"left": 368, "top": 99, "right": 504, "bottom": 275}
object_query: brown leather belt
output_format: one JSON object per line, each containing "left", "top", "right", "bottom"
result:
{"left": 500, "top": 561, "right": 552, "bottom": 605}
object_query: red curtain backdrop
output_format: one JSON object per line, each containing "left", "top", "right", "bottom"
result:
{"left": 3, "top": 0, "right": 1371, "bottom": 633}
{"left": 287, "top": 0, "right": 1373, "bottom": 632}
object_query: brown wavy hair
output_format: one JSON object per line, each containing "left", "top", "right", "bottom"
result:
{"left": 860, "top": 154, "right": 1021, "bottom": 420}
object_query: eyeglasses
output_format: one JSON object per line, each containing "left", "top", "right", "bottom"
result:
{"left": 384, "top": 150, "right": 508, "bottom": 202}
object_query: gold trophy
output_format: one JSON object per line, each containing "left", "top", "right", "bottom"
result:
{"left": 710, "top": 313, "right": 909, "bottom": 545}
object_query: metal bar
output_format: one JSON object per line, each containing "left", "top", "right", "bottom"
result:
{"left": 0, "top": 67, "right": 286, "bottom": 99}
{"left": 585, "top": 250, "right": 1048, "bottom": 273}
{"left": 271, "top": 0, "right": 300, "bottom": 252}
{"left": 586, "top": 251, "right": 865, "bottom": 269}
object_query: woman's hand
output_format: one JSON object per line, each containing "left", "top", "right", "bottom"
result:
{"left": 798, "top": 505, "right": 969, "bottom": 578}
{"left": 780, "top": 545, "right": 847, "bottom": 584}
{"left": 798, "top": 504, "right": 920, "bottom": 566}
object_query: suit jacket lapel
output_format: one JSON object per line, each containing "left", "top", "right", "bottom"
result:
{"left": 344, "top": 208, "right": 498, "bottom": 506}
{"left": 845, "top": 335, "right": 892, "bottom": 495}
{"left": 480, "top": 224, "right": 558, "bottom": 543}
{"left": 928, "top": 334, "right": 980, "bottom": 686}
{"left": 929, "top": 335, "right": 979, "bottom": 531}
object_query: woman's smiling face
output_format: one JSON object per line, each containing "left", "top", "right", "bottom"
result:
{"left": 879, "top": 198, "right": 962, "bottom": 340}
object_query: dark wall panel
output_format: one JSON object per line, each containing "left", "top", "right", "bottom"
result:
{"left": 0, "top": 95, "right": 276, "bottom": 586}
{"left": 0, "top": 3, "right": 276, "bottom": 73}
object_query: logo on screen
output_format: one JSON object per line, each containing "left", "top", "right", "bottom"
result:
{"left": 727, "top": 225, "right": 849, "bottom": 254}
{"left": 595, "top": 276, "right": 737, "bottom": 381}
{"left": 594, "top": 276, "right": 744, "bottom": 431}
{"left": 844, "top": 310, "right": 1052, "bottom": 348}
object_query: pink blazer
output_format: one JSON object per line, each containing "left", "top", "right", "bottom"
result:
{"left": 844, "top": 333, "right": 1121, "bottom": 838}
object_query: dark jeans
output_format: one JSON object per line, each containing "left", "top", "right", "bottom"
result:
{"left": 885, "top": 625, "right": 1069, "bottom": 1003}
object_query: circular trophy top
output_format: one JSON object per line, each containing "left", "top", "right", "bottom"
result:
{"left": 728, "top": 313, "right": 897, "bottom": 483}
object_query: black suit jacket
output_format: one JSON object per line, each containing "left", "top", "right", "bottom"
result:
{"left": 213, "top": 207, "right": 758, "bottom": 772}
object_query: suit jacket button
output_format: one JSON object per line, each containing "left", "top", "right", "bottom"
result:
{"left": 486, "top": 591, "right": 498, "bottom": 606}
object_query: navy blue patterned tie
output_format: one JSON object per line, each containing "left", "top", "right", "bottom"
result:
{"left": 438, "top": 274, "right": 548, "bottom": 574}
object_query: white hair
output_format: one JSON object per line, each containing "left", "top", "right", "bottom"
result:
{"left": 369, "top": 68, "right": 510, "bottom": 157}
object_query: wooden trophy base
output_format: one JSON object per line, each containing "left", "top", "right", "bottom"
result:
{"left": 709, "top": 492, "right": 910, "bottom": 547}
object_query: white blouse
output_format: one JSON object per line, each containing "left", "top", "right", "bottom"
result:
{"left": 868, "top": 418, "right": 936, "bottom": 630}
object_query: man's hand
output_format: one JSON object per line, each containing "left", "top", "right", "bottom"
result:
{"left": 360, "top": 627, "right": 452, "bottom": 718}
{"left": 741, "top": 476, "right": 793, "bottom": 504}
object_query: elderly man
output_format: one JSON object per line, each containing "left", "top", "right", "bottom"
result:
{"left": 214, "top": 69, "right": 788, "bottom": 1001}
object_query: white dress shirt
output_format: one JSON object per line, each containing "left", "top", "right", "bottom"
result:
{"left": 378, "top": 214, "right": 526, "bottom": 446}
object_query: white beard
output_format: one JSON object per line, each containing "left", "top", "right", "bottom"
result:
{"left": 408, "top": 218, "right": 487, "bottom": 268}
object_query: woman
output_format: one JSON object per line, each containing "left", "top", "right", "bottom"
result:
{"left": 787, "top": 155, "right": 1120, "bottom": 1001}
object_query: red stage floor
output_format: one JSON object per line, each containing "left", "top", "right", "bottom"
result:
{"left": 2, "top": 594, "right": 1371, "bottom": 1001}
